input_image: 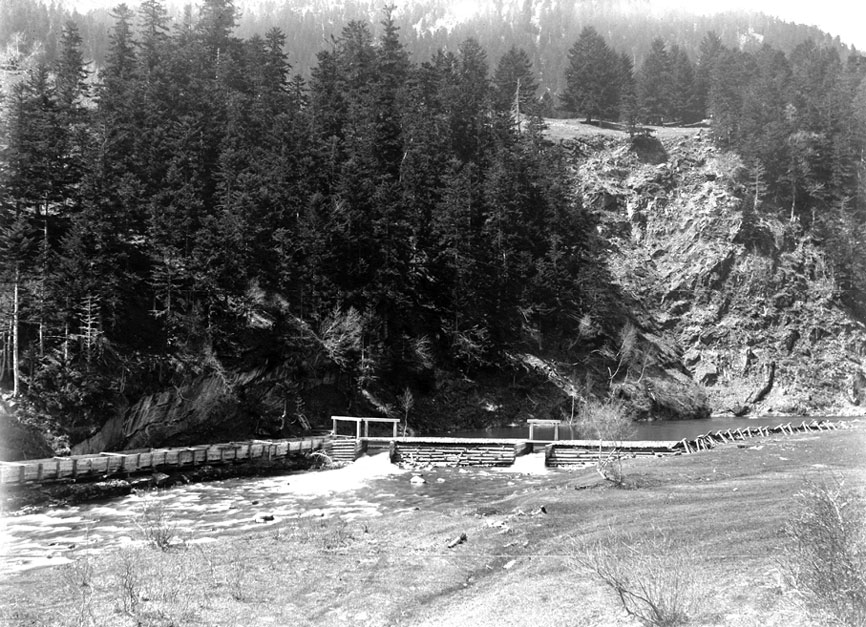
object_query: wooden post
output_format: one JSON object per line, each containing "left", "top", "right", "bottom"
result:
{"left": 392, "top": 421, "right": 398, "bottom": 438}
{"left": 72, "top": 458, "right": 78, "bottom": 479}
{"left": 554, "top": 422, "right": 559, "bottom": 441}
{"left": 529, "top": 423, "right": 535, "bottom": 440}
{"left": 356, "top": 420, "right": 361, "bottom": 440}
{"left": 364, "top": 420, "right": 369, "bottom": 438}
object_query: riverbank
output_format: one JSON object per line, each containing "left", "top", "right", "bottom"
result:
{"left": 2, "top": 424, "right": 864, "bottom": 626}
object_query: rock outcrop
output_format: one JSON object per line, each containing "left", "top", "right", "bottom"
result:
{"left": 0, "top": 397, "right": 54, "bottom": 461}
{"left": 572, "top": 130, "right": 866, "bottom": 416}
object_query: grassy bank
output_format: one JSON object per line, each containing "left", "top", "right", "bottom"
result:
{"left": 2, "top": 424, "right": 864, "bottom": 626}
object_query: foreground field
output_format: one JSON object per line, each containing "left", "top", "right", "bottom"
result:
{"left": 2, "top": 424, "right": 864, "bottom": 626}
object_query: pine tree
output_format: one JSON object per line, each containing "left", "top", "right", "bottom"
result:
{"left": 197, "top": 0, "right": 238, "bottom": 60}
{"left": 617, "top": 52, "right": 638, "bottom": 133}
{"left": 561, "top": 26, "right": 620, "bottom": 123}
{"left": 638, "top": 38, "right": 672, "bottom": 125}
{"left": 695, "top": 31, "right": 724, "bottom": 120}
{"left": 708, "top": 49, "right": 753, "bottom": 146}
{"left": 54, "top": 20, "right": 89, "bottom": 111}
{"left": 451, "top": 38, "right": 490, "bottom": 163}
{"left": 0, "top": 213, "right": 35, "bottom": 396}
{"left": 4, "top": 65, "right": 67, "bottom": 217}
{"left": 668, "top": 45, "right": 698, "bottom": 124}
{"left": 492, "top": 45, "right": 539, "bottom": 122}
{"left": 738, "top": 45, "right": 791, "bottom": 202}
{"left": 374, "top": 6, "right": 410, "bottom": 179}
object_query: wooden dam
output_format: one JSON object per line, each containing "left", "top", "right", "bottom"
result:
{"left": 0, "top": 417, "right": 850, "bottom": 487}
{"left": 327, "top": 417, "right": 849, "bottom": 467}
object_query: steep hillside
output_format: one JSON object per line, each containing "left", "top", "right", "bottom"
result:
{"left": 566, "top": 127, "right": 866, "bottom": 416}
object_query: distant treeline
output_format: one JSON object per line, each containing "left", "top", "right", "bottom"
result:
{"left": 0, "top": 0, "right": 853, "bottom": 92}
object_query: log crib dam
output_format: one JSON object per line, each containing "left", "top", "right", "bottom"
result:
{"left": 325, "top": 416, "right": 850, "bottom": 467}
{"left": 0, "top": 417, "right": 851, "bottom": 487}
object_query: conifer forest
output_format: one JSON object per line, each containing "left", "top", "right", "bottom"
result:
{"left": 1, "top": 0, "right": 865, "bottom": 454}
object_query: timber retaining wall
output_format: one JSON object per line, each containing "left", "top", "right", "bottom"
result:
{"left": 0, "top": 436, "right": 328, "bottom": 486}
{"left": 378, "top": 438, "right": 521, "bottom": 467}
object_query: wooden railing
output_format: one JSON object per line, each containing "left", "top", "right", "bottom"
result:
{"left": 0, "top": 435, "right": 329, "bottom": 486}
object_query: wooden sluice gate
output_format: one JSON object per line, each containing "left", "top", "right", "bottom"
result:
{"left": 0, "top": 435, "right": 329, "bottom": 487}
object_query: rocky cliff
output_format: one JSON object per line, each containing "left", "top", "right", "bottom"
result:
{"left": 571, "top": 128, "right": 866, "bottom": 417}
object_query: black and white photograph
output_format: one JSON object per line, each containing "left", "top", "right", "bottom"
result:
{"left": 1, "top": 0, "right": 865, "bottom": 624}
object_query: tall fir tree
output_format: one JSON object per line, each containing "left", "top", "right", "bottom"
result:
{"left": 638, "top": 38, "right": 672, "bottom": 125}
{"left": 492, "top": 45, "right": 539, "bottom": 123}
{"left": 561, "top": 27, "right": 620, "bottom": 123}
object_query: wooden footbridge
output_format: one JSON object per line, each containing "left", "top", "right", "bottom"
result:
{"left": 0, "top": 417, "right": 851, "bottom": 487}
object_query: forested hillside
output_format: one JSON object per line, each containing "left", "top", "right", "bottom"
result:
{"left": 1, "top": 0, "right": 852, "bottom": 94}
{"left": 1, "top": 0, "right": 865, "bottom": 457}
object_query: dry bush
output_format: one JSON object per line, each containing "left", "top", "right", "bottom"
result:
{"left": 575, "top": 397, "right": 636, "bottom": 486}
{"left": 114, "top": 549, "right": 143, "bottom": 617}
{"left": 62, "top": 554, "right": 96, "bottom": 627}
{"left": 783, "top": 479, "right": 866, "bottom": 627}
{"left": 574, "top": 529, "right": 710, "bottom": 627}
{"left": 134, "top": 492, "right": 180, "bottom": 551}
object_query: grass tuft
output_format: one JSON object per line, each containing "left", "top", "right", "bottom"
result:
{"left": 573, "top": 529, "right": 710, "bottom": 627}
{"left": 783, "top": 478, "right": 866, "bottom": 627}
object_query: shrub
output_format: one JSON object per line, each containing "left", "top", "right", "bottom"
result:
{"left": 575, "top": 397, "right": 635, "bottom": 486}
{"left": 783, "top": 479, "right": 866, "bottom": 626}
{"left": 135, "top": 492, "right": 179, "bottom": 551}
{"left": 574, "top": 529, "right": 709, "bottom": 627}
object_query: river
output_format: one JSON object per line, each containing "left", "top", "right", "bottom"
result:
{"left": 0, "top": 415, "right": 851, "bottom": 577}
{"left": 0, "top": 451, "right": 556, "bottom": 577}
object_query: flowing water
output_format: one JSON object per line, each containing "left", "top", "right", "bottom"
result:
{"left": 0, "top": 451, "right": 553, "bottom": 576}
{"left": 0, "top": 415, "right": 849, "bottom": 577}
